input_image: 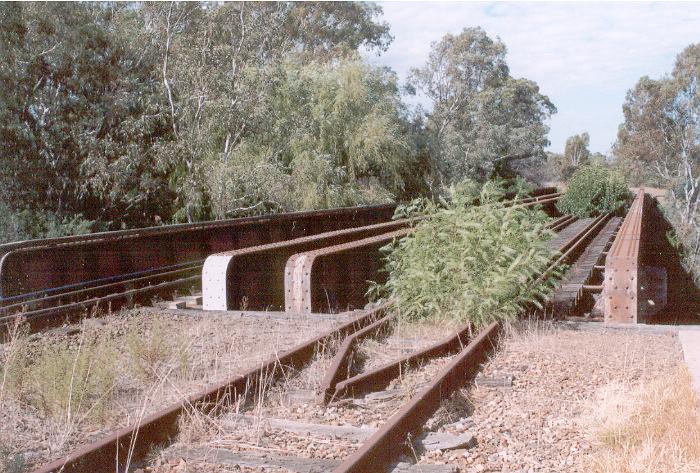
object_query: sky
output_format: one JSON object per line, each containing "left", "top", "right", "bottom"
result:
{"left": 366, "top": 1, "right": 700, "bottom": 154}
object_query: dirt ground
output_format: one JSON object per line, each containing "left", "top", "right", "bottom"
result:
{"left": 419, "top": 321, "right": 683, "bottom": 473}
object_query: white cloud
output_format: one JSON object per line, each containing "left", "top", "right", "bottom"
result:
{"left": 368, "top": 1, "right": 700, "bottom": 153}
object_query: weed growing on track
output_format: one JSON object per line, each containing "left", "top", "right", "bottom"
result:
{"left": 373, "top": 180, "right": 561, "bottom": 328}
{"left": 0, "top": 319, "right": 29, "bottom": 404}
{"left": 25, "top": 330, "right": 118, "bottom": 421}
{"left": 587, "top": 365, "right": 700, "bottom": 473}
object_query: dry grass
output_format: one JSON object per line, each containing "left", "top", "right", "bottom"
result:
{"left": 0, "top": 308, "right": 342, "bottom": 469}
{"left": 587, "top": 365, "right": 700, "bottom": 473}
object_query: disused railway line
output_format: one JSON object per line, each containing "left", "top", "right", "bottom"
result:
{"left": 20, "top": 190, "right": 619, "bottom": 473}
{"left": 1, "top": 187, "right": 668, "bottom": 473}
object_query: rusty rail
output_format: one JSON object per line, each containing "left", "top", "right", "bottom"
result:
{"left": 332, "top": 321, "right": 501, "bottom": 473}
{"left": 320, "top": 311, "right": 396, "bottom": 403}
{"left": 332, "top": 209, "right": 606, "bottom": 472}
{"left": 30, "top": 305, "right": 388, "bottom": 473}
{"left": 328, "top": 213, "right": 599, "bottom": 403}
{"left": 333, "top": 322, "right": 473, "bottom": 400}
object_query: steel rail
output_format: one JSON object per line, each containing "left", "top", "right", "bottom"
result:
{"left": 1, "top": 188, "right": 558, "bottom": 257}
{"left": 333, "top": 322, "right": 473, "bottom": 400}
{"left": 550, "top": 215, "right": 577, "bottom": 232}
{"left": 1, "top": 219, "right": 418, "bottom": 336}
{"left": 332, "top": 321, "right": 501, "bottom": 473}
{"left": 320, "top": 312, "right": 396, "bottom": 403}
{"left": 202, "top": 219, "right": 421, "bottom": 311}
{"left": 30, "top": 304, "right": 389, "bottom": 473}
{"left": 0, "top": 262, "right": 202, "bottom": 314}
{"left": 327, "top": 213, "right": 591, "bottom": 403}
{"left": 0, "top": 259, "right": 202, "bottom": 307}
{"left": 0, "top": 275, "right": 201, "bottom": 336}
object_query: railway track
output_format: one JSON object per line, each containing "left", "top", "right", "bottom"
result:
{"left": 24, "top": 198, "right": 614, "bottom": 473}
{"left": 0, "top": 189, "right": 560, "bottom": 338}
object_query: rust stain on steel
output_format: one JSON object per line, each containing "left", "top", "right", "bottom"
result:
{"left": 332, "top": 321, "right": 501, "bottom": 473}
{"left": 30, "top": 304, "right": 388, "bottom": 473}
{"left": 333, "top": 322, "right": 473, "bottom": 400}
{"left": 603, "top": 189, "right": 645, "bottom": 324}
{"left": 203, "top": 219, "right": 421, "bottom": 311}
{"left": 320, "top": 311, "right": 395, "bottom": 403}
{"left": 284, "top": 228, "right": 413, "bottom": 315}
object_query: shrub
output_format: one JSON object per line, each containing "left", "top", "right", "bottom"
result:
{"left": 375, "top": 181, "right": 561, "bottom": 328}
{"left": 24, "top": 331, "right": 117, "bottom": 421}
{"left": 556, "top": 164, "right": 632, "bottom": 217}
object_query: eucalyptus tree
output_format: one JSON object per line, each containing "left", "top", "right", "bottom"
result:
{"left": 0, "top": 1, "right": 396, "bottom": 236}
{"left": 408, "top": 27, "right": 555, "bottom": 189}
{"left": 615, "top": 43, "right": 700, "bottom": 280}
{"left": 615, "top": 43, "right": 700, "bottom": 227}
{"left": 0, "top": 2, "right": 173, "bottom": 231}
{"left": 204, "top": 57, "right": 414, "bottom": 218}
{"left": 132, "top": 1, "right": 393, "bottom": 222}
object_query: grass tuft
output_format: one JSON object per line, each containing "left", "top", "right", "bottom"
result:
{"left": 24, "top": 330, "right": 118, "bottom": 421}
{"left": 126, "top": 320, "right": 190, "bottom": 382}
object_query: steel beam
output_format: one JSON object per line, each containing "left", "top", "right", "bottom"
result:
{"left": 603, "top": 190, "right": 646, "bottom": 323}
{"left": 0, "top": 205, "right": 396, "bottom": 300}
{"left": 284, "top": 228, "right": 412, "bottom": 315}
{"left": 202, "top": 220, "right": 418, "bottom": 311}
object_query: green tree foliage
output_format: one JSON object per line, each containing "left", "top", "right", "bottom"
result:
{"left": 556, "top": 164, "right": 631, "bottom": 218}
{"left": 0, "top": 1, "right": 396, "bottom": 236}
{"left": 614, "top": 43, "right": 700, "bottom": 279}
{"left": 549, "top": 132, "right": 591, "bottom": 180}
{"left": 615, "top": 44, "right": 700, "bottom": 226}
{"left": 0, "top": 3, "right": 174, "bottom": 230}
{"left": 376, "top": 181, "right": 560, "bottom": 328}
{"left": 204, "top": 58, "right": 413, "bottom": 216}
{"left": 131, "top": 1, "right": 394, "bottom": 222}
{"left": 408, "top": 27, "right": 556, "bottom": 189}
{"left": 0, "top": 4, "right": 558, "bottom": 244}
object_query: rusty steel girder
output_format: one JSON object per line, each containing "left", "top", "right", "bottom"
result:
{"left": 284, "top": 228, "right": 413, "bottom": 315}
{"left": 603, "top": 190, "right": 646, "bottom": 324}
{"left": 0, "top": 205, "right": 397, "bottom": 301}
{"left": 202, "top": 220, "right": 420, "bottom": 311}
